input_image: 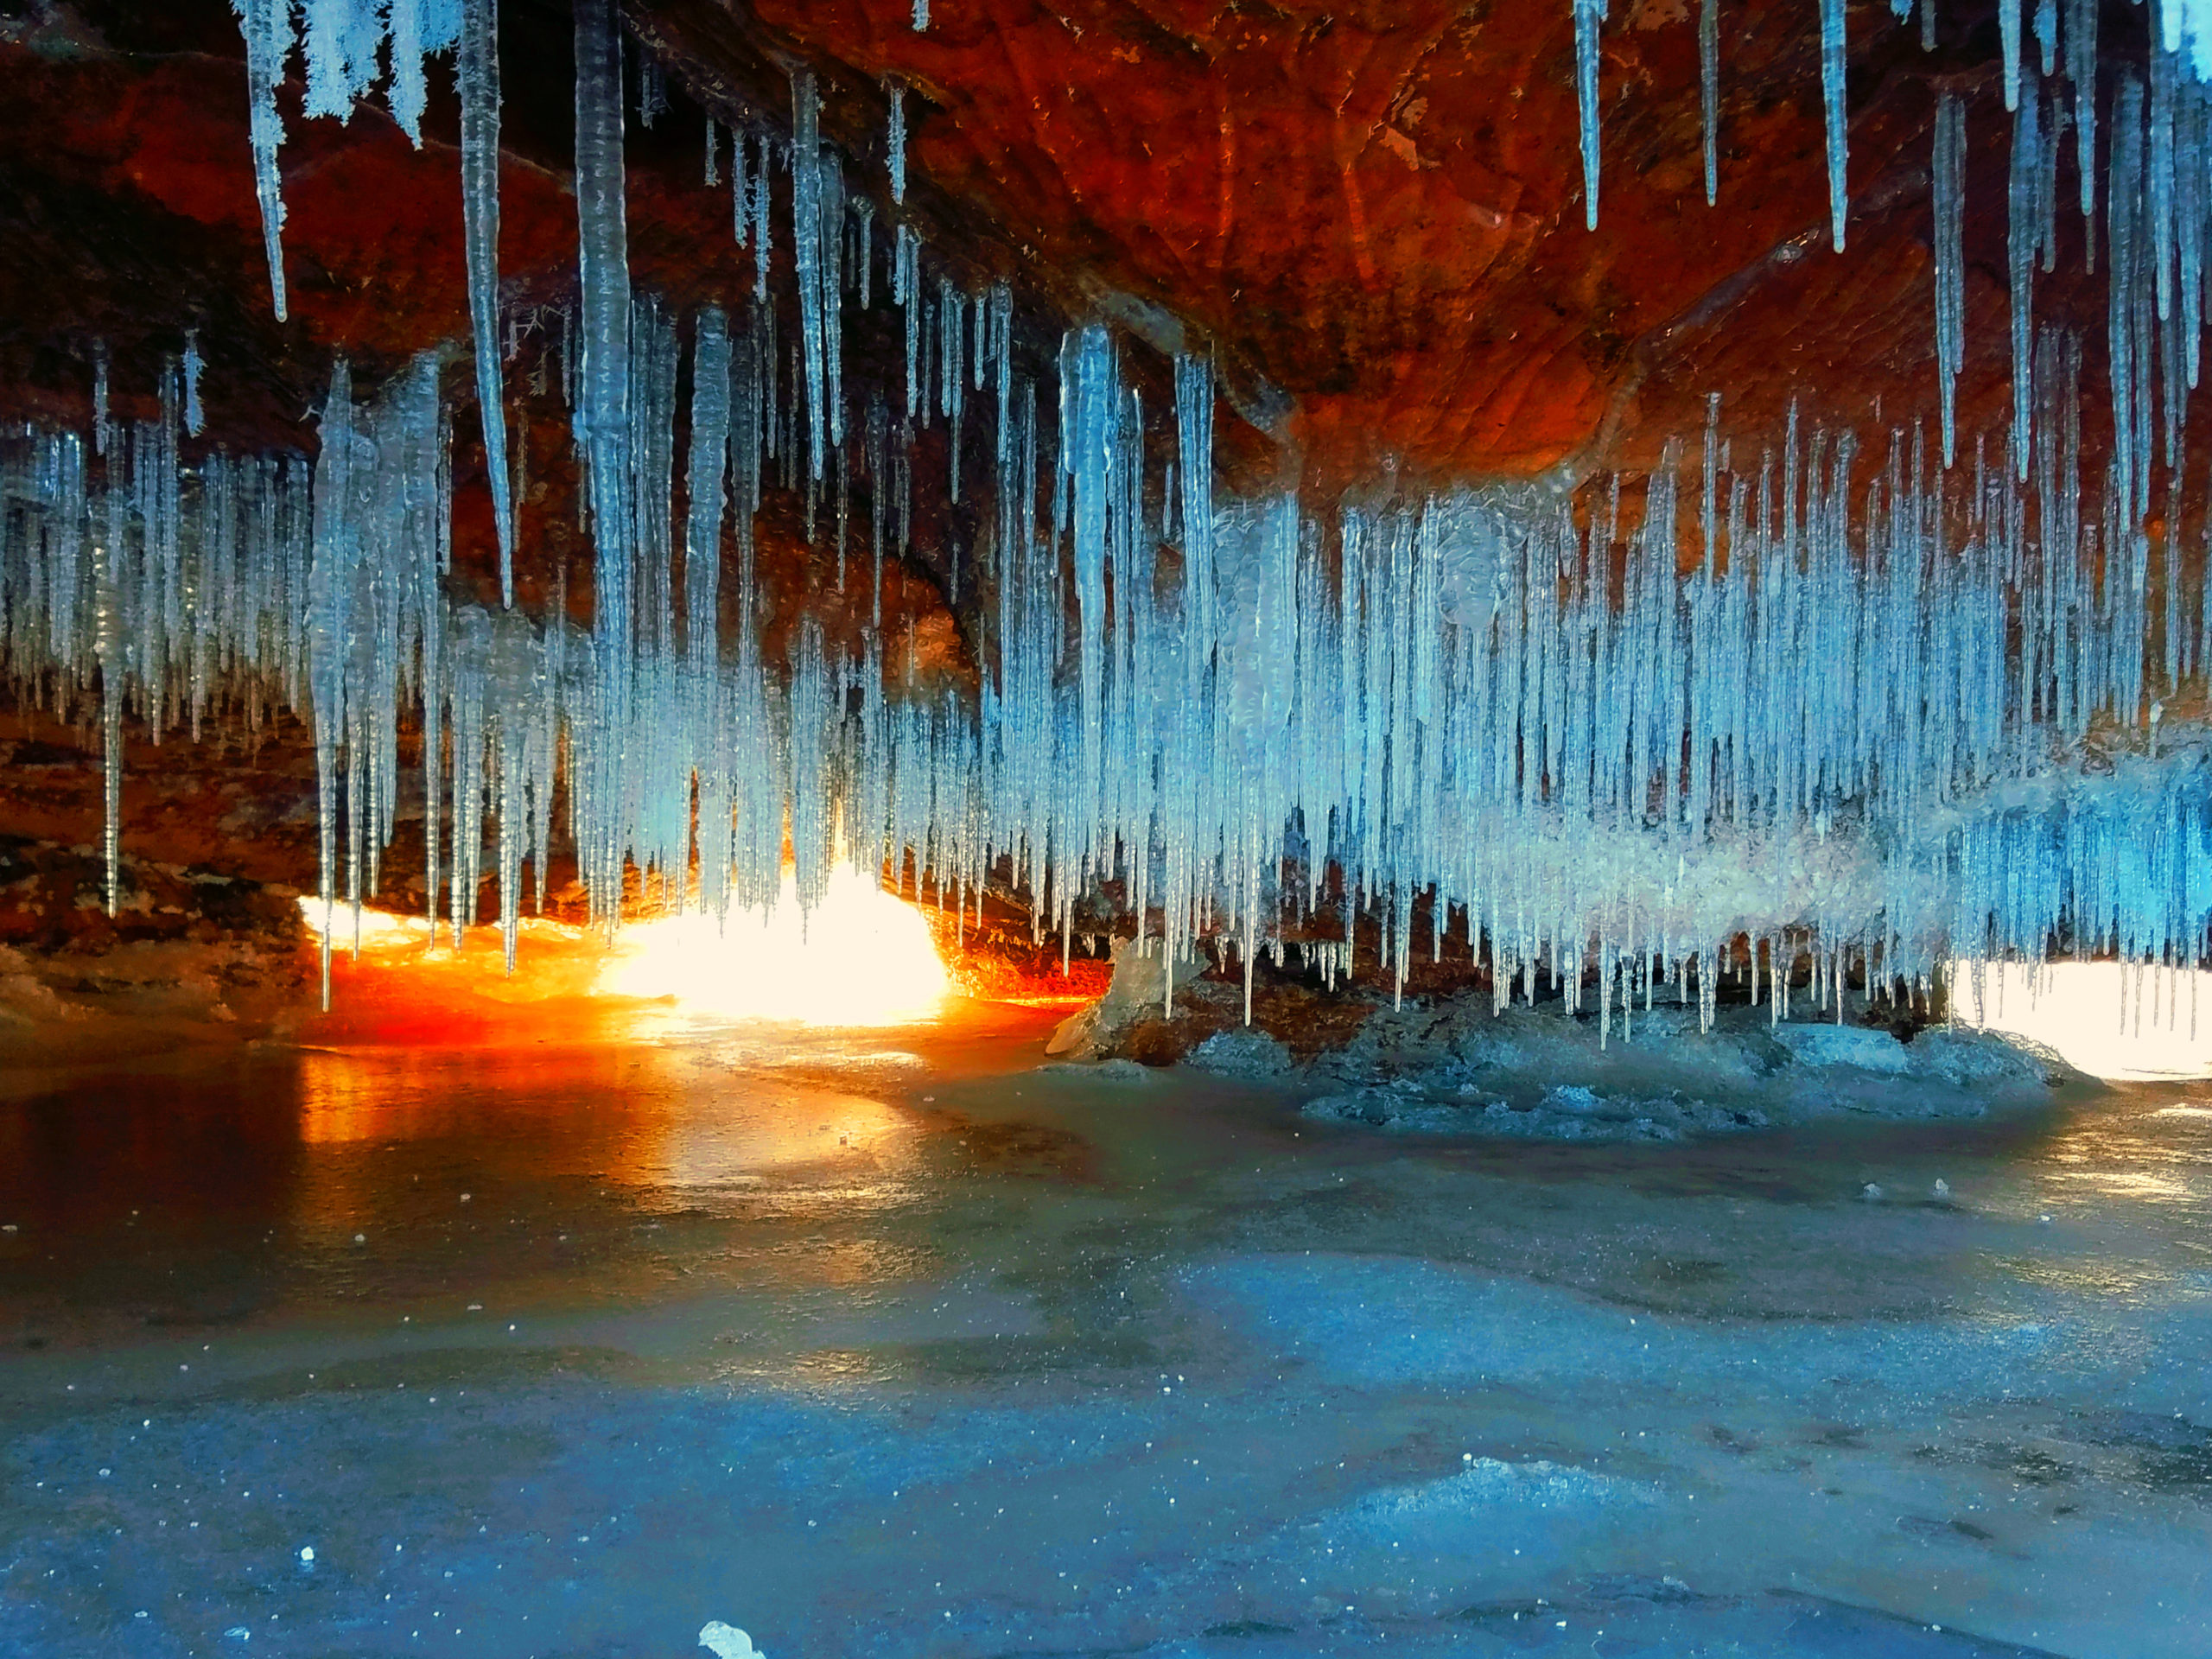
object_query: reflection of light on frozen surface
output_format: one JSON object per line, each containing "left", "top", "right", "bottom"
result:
{"left": 600, "top": 868, "right": 949, "bottom": 1027}
{"left": 1951, "top": 960, "right": 2212, "bottom": 1080}
{"left": 294, "top": 897, "right": 583, "bottom": 956}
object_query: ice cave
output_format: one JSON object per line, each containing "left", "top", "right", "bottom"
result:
{"left": 1, "top": 0, "right": 2209, "bottom": 1654}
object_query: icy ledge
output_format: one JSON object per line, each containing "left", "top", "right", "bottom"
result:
{"left": 1285, "top": 1000, "right": 2077, "bottom": 1142}
{"left": 1053, "top": 944, "right": 2080, "bottom": 1142}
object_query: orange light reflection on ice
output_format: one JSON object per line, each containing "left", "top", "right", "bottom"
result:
{"left": 295, "top": 898, "right": 613, "bottom": 1046}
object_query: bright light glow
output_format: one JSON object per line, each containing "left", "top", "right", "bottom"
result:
{"left": 296, "top": 897, "right": 436, "bottom": 950}
{"left": 598, "top": 868, "right": 950, "bottom": 1027}
{"left": 1952, "top": 960, "right": 2212, "bottom": 1081}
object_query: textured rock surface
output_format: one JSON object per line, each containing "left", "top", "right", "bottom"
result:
{"left": 653, "top": 0, "right": 2175, "bottom": 489}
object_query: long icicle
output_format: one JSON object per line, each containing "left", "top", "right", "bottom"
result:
{"left": 572, "top": 0, "right": 633, "bottom": 924}
{"left": 1700, "top": 0, "right": 1720, "bottom": 206}
{"left": 1933, "top": 89, "right": 1967, "bottom": 467}
{"left": 230, "top": 0, "right": 291, "bottom": 321}
{"left": 1574, "top": 0, "right": 1607, "bottom": 231}
{"left": 1819, "top": 0, "right": 1849, "bottom": 250}
{"left": 460, "top": 0, "right": 517, "bottom": 607}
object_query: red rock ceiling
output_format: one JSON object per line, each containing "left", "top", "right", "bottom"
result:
{"left": 667, "top": 0, "right": 2165, "bottom": 488}
{"left": 0, "top": 0, "right": 2175, "bottom": 499}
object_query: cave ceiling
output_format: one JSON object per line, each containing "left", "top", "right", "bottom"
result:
{"left": 1, "top": 1, "right": 2145, "bottom": 507}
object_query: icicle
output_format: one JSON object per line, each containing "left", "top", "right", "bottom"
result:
{"left": 820, "top": 150, "right": 846, "bottom": 454}
{"left": 573, "top": 0, "right": 633, "bottom": 827}
{"left": 1820, "top": 0, "right": 1849, "bottom": 250}
{"left": 182, "top": 330, "right": 205, "bottom": 439}
{"left": 2008, "top": 79, "right": 2040, "bottom": 481}
{"left": 1700, "top": 0, "right": 1720, "bottom": 207}
{"left": 1933, "top": 89, "right": 1966, "bottom": 468}
{"left": 460, "top": 0, "right": 516, "bottom": 607}
{"left": 387, "top": 0, "right": 445, "bottom": 147}
{"left": 854, "top": 199, "right": 875, "bottom": 309}
{"left": 1574, "top": 0, "right": 1606, "bottom": 231}
{"left": 2069, "top": 0, "right": 2097, "bottom": 260}
{"left": 92, "top": 341, "right": 109, "bottom": 453}
{"left": 888, "top": 85, "right": 908, "bottom": 206}
{"left": 791, "top": 73, "right": 829, "bottom": 482}
{"left": 1177, "top": 353, "right": 1214, "bottom": 696}
{"left": 229, "top": 0, "right": 292, "bottom": 320}
{"left": 752, "top": 132, "right": 774, "bottom": 298}
{"left": 684, "top": 308, "right": 731, "bottom": 665}
{"left": 1999, "top": 0, "right": 2022, "bottom": 113}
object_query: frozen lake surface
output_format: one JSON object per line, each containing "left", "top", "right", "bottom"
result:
{"left": 2, "top": 1006, "right": 2208, "bottom": 1657}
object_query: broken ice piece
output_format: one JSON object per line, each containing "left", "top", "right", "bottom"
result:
{"left": 1860, "top": 1183, "right": 1885, "bottom": 1201}
{"left": 700, "top": 1623, "right": 763, "bottom": 1659}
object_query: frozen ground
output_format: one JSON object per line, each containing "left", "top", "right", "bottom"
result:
{"left": 1, "top": 1007, "right": 2208, "bottom": 1657}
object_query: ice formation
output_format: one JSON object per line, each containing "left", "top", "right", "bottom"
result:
{"left": 3, "top": 1, "right": 2209, "bottom": 1023}
{"left": 226, "top": 0, "right": 507, "bottom": 594}
{"left": 458, "top": 0, "right": 515, "bottom": 607}
{"left": 1819, "top": 0, "right": 1849, "bottom": 248}
{"left": 1573, "top": 0, "right": 1605, "bottom": 232}
{"left": 1698, "top": 0, "right": 1719, "bottom": 207}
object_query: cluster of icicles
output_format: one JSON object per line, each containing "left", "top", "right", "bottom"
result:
{"left": 7, "top": 0, "right": 2209, "bottom": 1023}
{"left": 9, "top": 327, "right": 2212, "bottom": 1023}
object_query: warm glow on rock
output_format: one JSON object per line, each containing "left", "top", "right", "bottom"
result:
{"left": 296, "top": 897, "right": 437, "bottom": 951}
{"left": 598, "top": 868, "right": 950, "bottom": 1027}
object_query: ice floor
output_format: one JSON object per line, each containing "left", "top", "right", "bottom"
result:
{"left": 1, "top": 1007, "right": 2208, "bottom": 1657}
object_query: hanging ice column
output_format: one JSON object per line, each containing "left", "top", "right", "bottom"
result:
{"left": 887, "top": 86, "right": 908, "bottom": 205}
{"left": 459, "top": 0, "right": 517, "bottom": 607}
{"left": 1699, "top": 0, "right": 1720, "bottom": 206}
{"left": 230, "top": 0, "right": 291, "bottom": 320}
{"left": 1932, "top": 89, "right": 1966, "bottom": 467}
{"left": 789, "top": 72, "right": 836, "bottom": 484}
{"left": 683, "top": 308, "right": 731, "bottom": 668}
{"left": 302, "top": 355, "right": 449, "bottom": 1007}
{"left": 1062, "top": 326, "right": 1119, "bottom": 843}
{"left": 1573, "top": 0, "right": 1606, "bottom": 230}
{"left": 571, "top": 0, "right": 635, "bottom": 916}
{"left": 1819, "top": 0, "right": 1849, "bottom": 249}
